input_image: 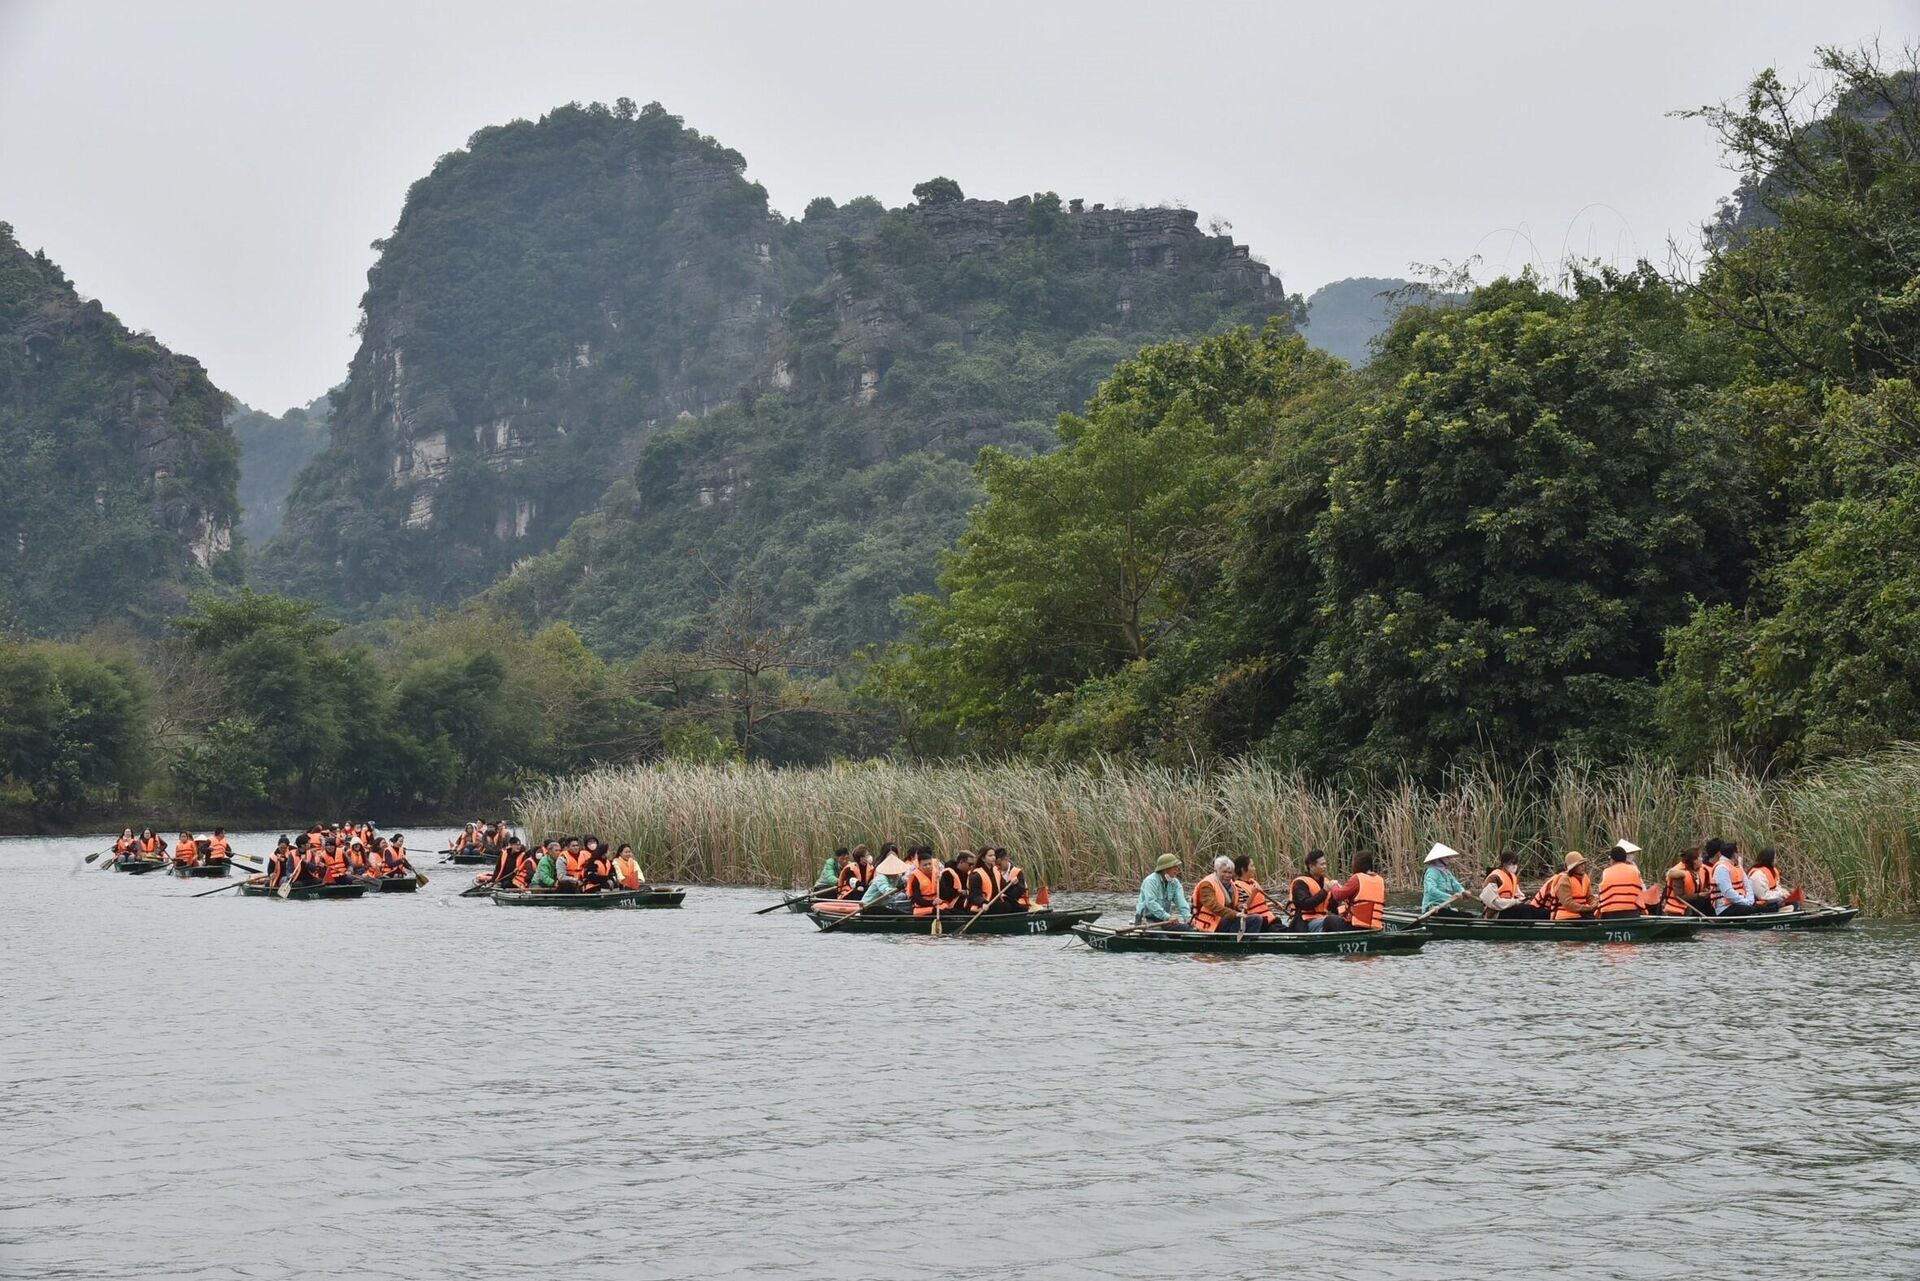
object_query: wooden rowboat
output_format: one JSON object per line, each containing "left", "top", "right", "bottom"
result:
{"left": 1381, "top": 909, "right": 1701, "bottom": 942}
{"left": 237, "top": 881, "right": 370, "bottom": 900}
{"left": 806, "top": 904, "right": 1100, "bottom": 936}
{"left": 785, "top": 885, "right": 841, "bottom": 913}
{"left": 365, "top": 875, "right": 420, "bottom": 893}
{"left": 443, "top": 849, "right": 494, "bottom": 865}
{"left": 113, "top": 857, "right": 168, "bottom": 875}
{"left": 1692, "top": 904, "right": 1859, "bottom": 932}
{"left": 171, "top": 862, "right": 231, "bottom": 878}
{"left": 490, "top": 887, "right": 686, "bottom": 909}
{"left": 1073, "top": 922, "right": 1429, "bottom": 955}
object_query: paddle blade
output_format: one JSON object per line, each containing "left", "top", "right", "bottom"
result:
{"left": 931, "top": 917, "right": 943, "bottom": 936}
{"left": 1036, "top": 886, "right": 1052, "bottom": 906}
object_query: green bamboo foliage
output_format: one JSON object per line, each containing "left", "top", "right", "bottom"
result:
{"left": 515, "top": 752, "right": 1920, "bottom": 913}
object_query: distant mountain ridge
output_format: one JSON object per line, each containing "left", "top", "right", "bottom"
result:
{"left": 259, "top": 99, "right": 1302, "bottom": 651}
{"left": 0, "top": 223, "right": 240, "bottom": 633}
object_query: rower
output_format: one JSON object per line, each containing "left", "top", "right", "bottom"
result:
{"left": 176, "top": 830, "right": 199, "bottom": 868}
{"left": 819, "top": 846, "right": 847, "bottom": 892}
{"left": 1135, "top": 853, "right": 1189, "bottom": 930}
{"left": 992, "top": 849, "right": 1028, "bottom": 912}
{"left": 938, "top": 851, "right": 975, "bottom": 914}
{"left": 1421, "top": 843, "right": 1472, "bottom": 917}
{"left": 1231, "top": 856, "right": 1280, "bottom": 929}
{"left": 138, "top": 829, "right": 164, "bottom": 859}
{"left": 837, "top": 845, "right": 872, "bottom": 899}
{"left": 113, "top": 829, "right": 136, "bottom": 859}
{"left": 1596, "top": 841, "right": 1646, "bottom": 918}
{"left": 864, "top": 848, "right": 909, "bottom": 906}
{"left": 612, "top": 844, "right": 644, "bottom": 890}
{"left": 1534, "top": 851, "right": 1596, "bottom": 919}
{"left": 1290, "top": 849, "right": 1355, "bottom": 932}
{"left": 485, "top": 838, "right": 518, "bottom": 887}
{"left": 904, "top": 849, "right": 942, "bottom": 916}
{"left": 207, "top": 828, "right": 231, "bottom": 865}
{"left": 265, "top": 835, "right": 293, "bottom": 888}
{"left": 1192, "top": 856, "right": 1259, "bottom": 933}
{"left": 968, "top": 850, "right": 1002, "bottom": 914}
{"left": 1663, "top": 846, "right": 1711, "bottom": 915}
{"left": 1749, "top": 847, "right": 1792, "bottom": 911}
{"left": 1481, "top": 851, "right": 1546, "bottom": 919}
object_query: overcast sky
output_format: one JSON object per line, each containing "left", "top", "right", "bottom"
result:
{"left": 1, "top": 1, "right": 1912, "bottom": 411}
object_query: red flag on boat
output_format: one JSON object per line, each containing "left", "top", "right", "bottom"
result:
{"left": 1035, "top": 886, "right": 1051, "bottom": 907}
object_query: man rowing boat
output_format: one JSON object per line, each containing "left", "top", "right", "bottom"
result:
{"left": 1134, "top": 853, "right": 1189, "bottom": 930}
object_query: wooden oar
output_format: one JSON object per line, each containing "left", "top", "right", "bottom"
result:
{"left": 818, "top": 886, "right": 904, "bottom": 934}
{"left": 958, "top": 881, "right": 1014, "bottom": 937}
{"left": 193, "top": 876, "right": 261, "bottom": 898}
{"left": 84, "top": 848, "right": 115, "bottom": 864}
{"left": 460, "top": 880, "right": 494, "bottom": 898}
{"left": 1400, "top": 891, "right": 1479, "bottom": 930}
{"left": 754, "top": 890, "right": 816, "bottom": 916}
{"left": 1110, "top": 917, "right": 1190, "bottom": 936}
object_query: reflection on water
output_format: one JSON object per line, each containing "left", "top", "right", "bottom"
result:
{"left": 5, "top": 833, "right": 1919, "bottom": 1280}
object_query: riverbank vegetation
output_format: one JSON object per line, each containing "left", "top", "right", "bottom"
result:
{"left": 518, "top": 752, "right": 1920, "bottom": 913}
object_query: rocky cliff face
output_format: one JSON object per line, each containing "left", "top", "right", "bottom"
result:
{"left": 0, "top": 223, "right": 239, "bottom": 632}
{"left": 260, "top": 101, "right": 786, "bottom": 610}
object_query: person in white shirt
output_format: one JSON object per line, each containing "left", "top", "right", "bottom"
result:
{"left": 1748, "top": 846, "right": 1792, "bottom": 909}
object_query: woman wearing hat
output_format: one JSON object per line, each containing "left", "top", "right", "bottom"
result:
{"left": 1533, "top": 851, "right": 1597, "bottom": 920}
{"left": 1134, "top": 853, "right": 1189, "bottom": 930}
{"left": 1420, "top": 843, "right": 1474, "bottom": 917}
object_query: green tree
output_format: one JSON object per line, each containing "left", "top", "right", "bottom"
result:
{"left": 912, "top": 176, "right": 964, "bottom": 204}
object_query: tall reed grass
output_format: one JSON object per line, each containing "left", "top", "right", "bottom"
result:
{"left": 515, "top": 749, "right": 1920, "bottom": 914}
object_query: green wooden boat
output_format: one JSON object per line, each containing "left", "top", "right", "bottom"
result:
{"left": 490, "top": 887, "right": 686, "bottom": 909}
{"left": 1072, "top": 922, "right": 1428, "bottom": 955}
{"left": 238, "top": 881, "right": 370, "bottom": 901}
{"left": 1693, "top": 904, "right": 1859, "bottom": 932}
{"left": 113, "top": 857, "right": 168, "bottom": 875}
{"left": 806, "top": 905, "right": 1100, "bottom": 936}
{"left": 365, "top": 875, "right": 420, "bottom": 893}
{"left": 443, "top": 849, "right": 494, "bottom": 865}
{"left": 171, "top": 862, "right": 231, "bottom": 878}
{"left": 1381, "top": 909, "right": 1700, "bottom": 942}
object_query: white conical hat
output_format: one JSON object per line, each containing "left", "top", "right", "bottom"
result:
{"left": 1616, "top": 839, "right": 1642, "bottom": 855}
{"left": 875, "top": 853, "right": 910, "bottom": 876}
{"left": 1424, "top": 843, "right": 1461, "bottom": 864}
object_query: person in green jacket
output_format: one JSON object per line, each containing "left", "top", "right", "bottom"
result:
{"left": 1421, "top": 843, "right": 1473, "bottom": 915}
{"left": 818, "top": 846, "right": 847, "bottom": 889}
{"left": 532, "top": 844, "right": 560, "bottom": 892}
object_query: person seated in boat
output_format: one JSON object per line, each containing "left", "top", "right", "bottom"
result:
{"left": 1534, "top": 851, "right": 1596, "bottom": 919}
{"left": 1663, "top": 846, "right": 1711, "bottom": 916}
{"left": 112, "top": 829, "right": 136, "bottom": 860}
{"left": 207, "top": 829, "right": 231, "bottom": 865}
{"left": 1596, "top": 841, "right": 1646, "bottom": 918}
{"left": 1324, "top": 851, "right": 1387, "bottom": 929}
{"left": 1290, "top": 849, "right": 1356, "bottom": 932}
{"left": 1134, "top": 853, "right": 1190, "bottom": 931}
{"left": 481, "top": 838, "right": 519, "bottom": 887}
{"left": 837, "top": 845, "right": 873, "bottom": 899}
{"left": 991, "top": 848, "right": 1029, "bottom": 912}
{"left": 383, "top": 838, "right": 415, "bottom": 879}
{"left": 321, "top": 838, "right": 351, "bottom": 884}
{"left": 1193, "top": 855, "right": 1264, "bottom": 934}
{"left": 530, "top": 843, "right": 561, "bottom": 892}
{"left": 938, "top": 850, "right": 977, "bottom": 914}
{"left": 1421, "top": 844, "right": 1474, "bottom": 917}
{"left": 1229, "top": 856, "right": 1280, "bottom": 929}
{"left": 863, "top": 848, "right": 909, "bottom": 907}
{"left": 1710, "top": 841, "right": 1778, "bottom": 916}
{"left": 175, "top": 830, "right": 199, "bottom": 867}
{"left": 1481, "top": 852, "right": 1547, "bottom": 919}
{"left": 555, "top": 838, "right": 588, "bottom": 892}
{"left": 264, "top": 835, "right": 293, "bottom": 888}
{"left": 581, "top": 842, "right": 614, "bottom": 892}
{"left": 1748, "top": 847, "right": 1794, "bottom": 911}
{"left": 612, "top": 844, "right": 645, "bottom": 890}
{"left": 968, "top": 848, "right": 1004, "bottom": 914}
{"left": 818, "top": 847, "right": 847, "bottom": 892}
{"left": 138, "top": 829, "right": 165, "bottom": 859}
{"left": 905, "top": 848, "right": 943, "bottom": 916}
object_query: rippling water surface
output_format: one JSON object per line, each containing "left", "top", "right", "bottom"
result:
{"left": 6, "top": 832, "right": 1920, "bottom": 1280}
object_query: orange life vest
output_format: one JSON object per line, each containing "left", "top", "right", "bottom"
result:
{"left": 1348, "top": 871, "right": 1387, "bottom": 928}
{"left": 1234, "top": 877, "right": 1276, "bottom": 922}
{"left": 970, "top": 865, "right": 1000, "bottom": 908}
{"left": 1292, "top": 874, "right": 1327, "bottom": 922}
{"left": 1750, "top": 865, "right": 1780, "bottom": 898}
{"left": 1544, "top": 870, "right": 1595, "bottom": 919}
{"left": 1597, "top": 861, "right": 1644, "bottom": 914}
{"left": 1489, "top": 867, "right": 1521, "bottom": 902}
{"left": 613, "top": 855, "right": 641, "bottom": 890}
{"left": 906, "top": 867, "right": 940, "bottom": 916}
{"left": 936, "top": 866, "right": 970, "bottom": 911}
{"left": 1711, "top": 863, "right": 1749, "bottom": 910}
{"left": 1663, "top": 863, "right": 1699, "bottom": 914}
{"left": 1192, "top": 872, "right": 1235, "bottom": 931}
{"left": 322, "top": 848, "right": 348, "bottom": 882}
{"left": 114, "top": 836, "right": 135, "bottom": 855}
{"left": 208, "top": 836, "right": 230, "bottom": 861}
{"left": 837, "top": 862, "right": 868, "bottom": 898}
{"left": 1003, "top": 866, "right": 1030, "bottom": 908}
{"left": 176, "top": 837, "right": 199, "bottom": 867}
{"left": 561, "top": 850, "right": 586, "bottom": 880}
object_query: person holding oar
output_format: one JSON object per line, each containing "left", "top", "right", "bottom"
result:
{"left": 1230, "top": 856, "right": 1281, "bottom": 929}
{"left": 1420, "top": 844, "right": 1476, "bottom": 919}
{"left": 1132, "top": 853, "right": 1189, "bottom": 931}
{"left": 862, "top": 848, "right": 911, "bottom": 906}
{"left": 1192, "top": 855, "right": 1264, "bottom": 934}
{"left": 1662, "top": 846, "right": 1712, "bottom": 916}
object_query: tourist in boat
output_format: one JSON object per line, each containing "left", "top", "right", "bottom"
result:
{"left": 1134, "top": 852, "right": 1190, "bottom": 930}
{"left": 1749, "top": 847, "right": 1793, "bottom": 910}
{"left": 818, "top": 847, "right": 846, "bottom": 891}
{"left": 612, "top": 844, "right": 644, "bottom": 889}
{"left": 937, "top": 850, "right": 975, "bottom": 915}
{"left": 1290, "top": 849, "right": 1356, "bottom": 931}
{"left": 175, "top": 830, "right": 199, "bottom": 867}
{"left": 530, "top": 842, "right": 560, "bottom": 892}
{"left": 837, "top": 845, "right": 873, "bottom": 899}
{"left": 1324, "top": 851, "right": 1387, "bottom": 929}
{"left": 1192, "top": 855, "right": 1258, "bottom": 933}
{"left": 1230, "top": 856, "right": 1280, "bottom": 928}
{"left": 1663, "top": 846, "right": 1711, "bottom": 915}
{"left": 991, "top": 848, "right": 1028, "bottom": 911}
{"left": 207, "top": 828, "right": 231, "bottom": 865}
{"left": 905, "top": 848, "right": 943, "bottom": 915}
{"left": 581, "top": 842, "right": 614, "bottom": 891}
{"left": 555, "top": 838, "right": 587, "bottom": 892}
{"left": 1710, "top": 841, "right": 1777, "bottom": 916}
{"left": 483, "top": 838, "right": 519, "bottom": 887}
{"left": 138, "top": 829, "right": 165, "bottom": 858}
{"left": 1534, "top": 851, "right": 1596, "bottom": 919}
{"left": 1596, "top": 841, "right": 1646, "bottom": 918}
{"left": 1421, "top": 843, "right": 1473, "bottom": 916}
{"left": 1481, "top": 851, "right": 1547, "bottom": 919}
{"left": 264, "top": 835, "right": 293, "bottom": 888}
{"left": 968, "top": 848, "right": 1003, "bottom": 913}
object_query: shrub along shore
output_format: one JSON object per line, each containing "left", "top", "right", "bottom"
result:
{"left": 516, "top": 750, "right": 1920, "bottom": 915}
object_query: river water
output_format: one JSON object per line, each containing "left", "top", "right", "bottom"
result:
{"left": 5, "top": 831, "right": 1919, "bottom": 1280}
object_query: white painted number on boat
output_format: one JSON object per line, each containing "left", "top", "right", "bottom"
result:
{"left": 1604, "top": 930, "right": 1632, "bottom": 942}
{"left": 1027, "top": 920, "right": 1050, "bottom": 934}
{"left": 1337, "top": 941, "right": 1370, "bottom": 954}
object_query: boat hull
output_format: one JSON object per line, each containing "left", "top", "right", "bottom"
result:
{"left": 1693, "top": 905, "right": 1859, "bottom": 932}
{"left": 238, "top": 881, "right": 370, "bottom": 900}
{"left": 807, "top": 906, "right": 1100, "bottom": 935}
{"left": 490, "top": 888, "right": 685, "bottom": 909}
{"left": 445, "top": 851, "right": 494, "bottom": 865}
{"left": 1381, "top": 910, "right": 1700, "bottom": 942}
{"left": 113, "top": 858, "right": 167, "bottom": 875}
{"left": 1073, "top": 923, "right": 1428, "bottom": 955}
{"left": 367, "top": 876, "right": 419, "bottom": 893}
{"left": 171, "top": 863, "right": 231, "bottom": 878}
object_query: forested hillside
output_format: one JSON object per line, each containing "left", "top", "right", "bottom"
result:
{"left": 232, "top": 395, "right": 330, "bottom": 545}
{"left": 0, "top": 224, "right": 241, "bottom": 633}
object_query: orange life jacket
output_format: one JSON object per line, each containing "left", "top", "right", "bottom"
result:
{"left": 1003, "top": 866, "right": 1030, "bottom": 908}
{"left": 1234, "top": 877, "right": 1276, "bottom": 922}
{"left": 837, "top": 862, "right": 865, "bottom": 898}
{"left": 970, "top": 865, "right": 1000, "bottom": 908}
{"left": 906, "top": 867, "right": 940, "bottom": 916}
{"left": 1546, "top": 870, "right": 1595, "bottom": 920}
{"left": 613, "top": 855, "right": 641, "bottom": 890}
{"left": 936, "top": 867, "right": 968, "bottom": 911}
{"left": 1292, "top": 874, "right": 1327, "bottom": 922}
{"left": 1711, "top": 863, "right": 1749, "bottom": 910}
{"left": 176, "top": 837, "right": 199, "bottom": 866}
{"left": 1663, "top": 863, "right": 1699, "bottom": 914}
{"left": 1750, "top": 865, "right": 1780, "bottom": 898}
{"left": 322, "top": 848, "right": 348, "bottom": 882}
{"left": 1348, "top": 871, "right": 1387, "bottom": 928}
{"left": 1489, "top": 867, "right": 1521, "bottom": 902}
{"left": 561, "top": 850, "right": 585, "bottom": 880}
{"left": 509, "top": 852, "right": 534, "bottom": 890}
{"left": 208, "top": 836, "right": 230, "bottom": 861}
{"left": 1192, "top": 872, "right": 1235, "bottom": 931}
{"left": 114, "top": 836, "right": 135, "bottom": 855}
{"left": 138, "top": 835, "right": 160, "bottom": 855}
{"left": 1597, "top": 861, "right": 1644, "bottom": 914}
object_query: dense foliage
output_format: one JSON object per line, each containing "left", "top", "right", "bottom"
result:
{"left": 0, "top": 224, "right": 241, "bottom": 634}
{"left": 231, "top": 395, "right": 330, "bottom": 546}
